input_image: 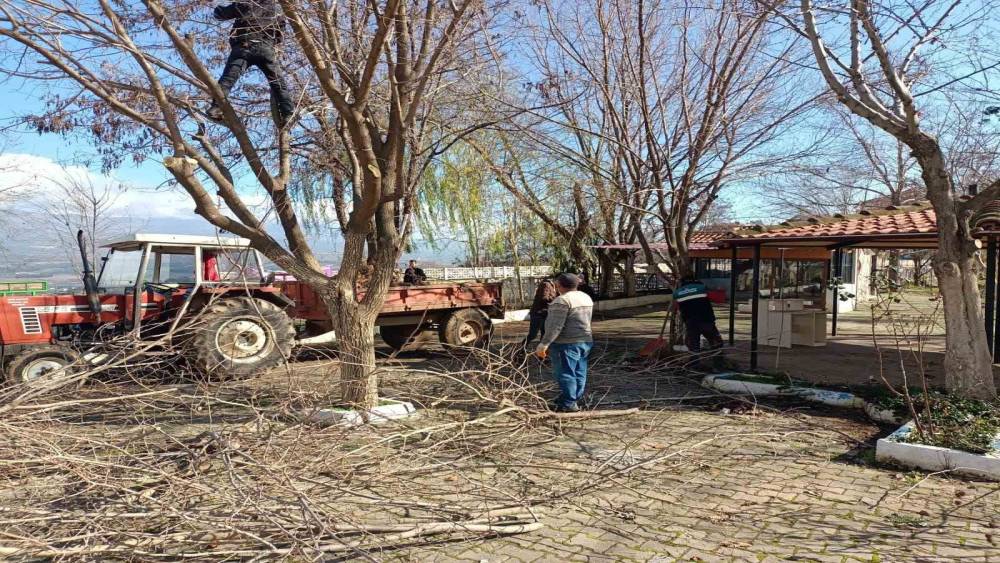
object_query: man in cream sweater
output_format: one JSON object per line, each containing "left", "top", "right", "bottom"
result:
{"left": 535, "top": 273, "right": 594, "bottom": 412}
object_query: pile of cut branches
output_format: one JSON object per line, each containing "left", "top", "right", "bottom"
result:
{"left": 0, "top": 341, "right": 688, "bottom": 560}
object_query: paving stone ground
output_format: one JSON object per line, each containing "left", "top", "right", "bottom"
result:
{"left": 342, "top": 296, "right": 1000, "bottom": 562}
{"left": 382, "top": 403, "right": 1000, "bottom": 563}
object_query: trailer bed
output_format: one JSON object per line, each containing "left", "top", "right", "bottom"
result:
{"left": 278, "top": 281, "right": 504, "bottom": 323}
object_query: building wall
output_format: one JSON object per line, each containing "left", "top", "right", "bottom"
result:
{"left": 826, "top": 249, "right": 874, "bottom": 313}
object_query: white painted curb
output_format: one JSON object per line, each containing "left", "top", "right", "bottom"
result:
{"left": 706, "top": 375, "right": 1000, "bottom": 479}
{"left": 305, "top": 400, "right": 417, "bottom": 427}
{"left": 703, "top": 373, "right": 868, "bottom": 413}
{"left": 495, "top": 309, "right": 530, "bottom": 324}
{"left": 876, "top": 422, "right": 1000, "bottom": 480}
{"left": 863, "top": 402, "right": 906, "bottom": 425}
{"left": 703, "top": 374, "right": 785, "bottom": 396}
{"left": 794, "top": 388, "right": 865, "bottom": 409}
{"left": 297, "top": 330, "right": 337, "bottom": 345}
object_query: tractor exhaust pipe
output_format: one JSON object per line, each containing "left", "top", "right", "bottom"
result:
{"left": 77, "top": 229, "right": 102, "bottom": 319}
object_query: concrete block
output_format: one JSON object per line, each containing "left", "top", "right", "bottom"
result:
{"left": 305, "top": 399, "right": 417, "bottom": 427}
{"left": 876, "top": 422, "right": 1000, "bottom": 480}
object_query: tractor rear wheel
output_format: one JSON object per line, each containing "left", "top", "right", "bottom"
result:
{"left": 379, "top": 324, "right": 425, "bottom": 351}
{"left": 4, "top": 346, "right": 80, "bottom": 386}
{"left": 187, "top": 297, "right": 295, "bottom": 378}
{"left": 438, "top": 308, "right": 493, "bottom": 350}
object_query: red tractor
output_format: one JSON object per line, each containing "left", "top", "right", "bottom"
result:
{"left": 0, "top": 233, "right": 504, "bottom": 384}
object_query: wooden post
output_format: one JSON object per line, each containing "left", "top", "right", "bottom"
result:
{"left": 986, "top": 237, "right": 996, "bottom": 353}
{"left": 751, "top": 244, "right": 761, "bottom": 371}
{"left": 831, "top": 248, "right": 842, "bottom": 337}
{"left": 729, "top": 245, "right": 738, "bottom": 346}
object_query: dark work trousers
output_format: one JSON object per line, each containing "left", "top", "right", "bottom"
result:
{"left": 685, "top": 318, "right": 723, "bottom": 353}
{"left": 522, "top": 313, "right": 546, "bottom": 349}
{"left": 214, "top": 42, "right": 293, "bottom": 119}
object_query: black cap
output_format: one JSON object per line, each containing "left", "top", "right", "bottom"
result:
{"left": 556, "top": 272, "right": 580, "bottom": 289}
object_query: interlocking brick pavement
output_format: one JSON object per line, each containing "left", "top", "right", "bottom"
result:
{"left": 390, "top": 407, "right": 1000, "bottom": 562}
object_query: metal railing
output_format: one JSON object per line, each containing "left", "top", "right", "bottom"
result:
{"left": 422, "top": 265, "right": 553, "bottom": 281}
{"left": 0, "top": 280, "right": 48, "bottom": 296}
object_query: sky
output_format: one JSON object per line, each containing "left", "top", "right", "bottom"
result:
{"left": 0, "top": 75, "right": 463, "bottom": 269}
{"left": 8, "top": 0, "right": 966, "bottom": 272}
{"left": 0, "top": 0, "right": 799, "bottom": 277}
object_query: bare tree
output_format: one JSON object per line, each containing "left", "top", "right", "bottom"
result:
{"left": 34, "top": 172, "right": 139, "bottom": 271}
{"left": 513, "top": 0, "right": 817, "bottom": 285}
{"left": 761, "top": 106, "right": 921, "bottom": 218}
{"left": 0, "top": 0, "right": 498, "bottom": 408}
{"left": 784, "top": 0, "right": 1000, "bottom": 399}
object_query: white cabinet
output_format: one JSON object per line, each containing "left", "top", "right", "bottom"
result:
{"left": 757, "top": 300, "right": 827, "bottom": 348}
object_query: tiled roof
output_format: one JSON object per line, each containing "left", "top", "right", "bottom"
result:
{"left": 975, "top": 200, "right": 1000, "bottom": 229}
{"left": 858, "top": 187, "right": 926, "bottom": 210}
{"left": 690, "top": 231, "right": 732, "bottom": 250}
{"left": 590, "top": 200, "right": 1000, "bottom": 248}
{"left": 725, "top": 204, "right": 938, "bottom": 242}
{"left": 593, "top": 231, "right": 734, "bottom": 252}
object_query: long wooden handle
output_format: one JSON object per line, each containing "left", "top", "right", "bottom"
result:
{"left": 658, "top": 309, "right": 670, "bottom": 338}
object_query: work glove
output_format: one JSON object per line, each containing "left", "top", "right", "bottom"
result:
{"left": 534, "top": 344, "right": 548, "bottom": 359}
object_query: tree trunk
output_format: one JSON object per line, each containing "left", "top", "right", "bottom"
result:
{"left": 598, "top": 252, "right": 615, "bottom": 298}
{"left": 511, "top": 212, "right": 526, "bottom": 306}
{"left": 934, "top": 233, "right": 996, "bottom": 399}
{"left": 921, "top": 148, "right": 997, "bottom": 399}
{"left": 670, "top": 253, "right": 692, "bottom": 280}
{"left": 888, "top": 250, "right": 900, "bottom": 285}
{"left": 328, "top": 292, "right": 379, "bottom": 409}
{"left": 622, "top": 253, "right": 637, "bottom": 297}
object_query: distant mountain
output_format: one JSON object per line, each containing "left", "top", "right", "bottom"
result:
{"left": 0, "top": 213, "right": 459, "bottom": 284}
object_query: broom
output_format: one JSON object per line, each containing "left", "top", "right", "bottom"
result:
{"left": 639, "top": 305, "right": 673, "bottom": 358}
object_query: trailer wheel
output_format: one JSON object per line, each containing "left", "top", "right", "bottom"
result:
{"left": 4, "top": 346, "right": 80, "bottom": 386}
{"left": 438, "top": 308, "right": 493, "bottom": 350}
{"left": 187, "top": 297, "right": 295, "bottom": 378}
{"left": 379, "top": 325, "right": 425, "bottom": 351}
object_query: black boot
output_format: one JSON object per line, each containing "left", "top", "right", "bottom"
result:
{"left": 206, "top": 105, "right": 225, "bottom": 123}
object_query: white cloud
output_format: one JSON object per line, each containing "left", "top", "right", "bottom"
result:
{"left": 0, "top": 153, "right": 196, "bottom": 219}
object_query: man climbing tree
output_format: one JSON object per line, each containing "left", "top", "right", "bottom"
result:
{"left": 206, "top": 0, "right": 294, "bottom": 127}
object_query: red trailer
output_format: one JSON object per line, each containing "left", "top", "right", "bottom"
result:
{"left": 279, "top": 280, "right": 504, "bottom": 351}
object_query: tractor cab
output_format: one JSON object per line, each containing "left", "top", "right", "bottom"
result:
{"left": 1, "top": 234, "right": 295, "bottom": 385}
{"left": 95, "top": 234, "right": 270, "bottom": 331}
{"left": 100, "top": 233, "right": 268, "bottom": 292}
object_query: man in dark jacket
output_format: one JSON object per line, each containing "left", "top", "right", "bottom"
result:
{"left": 523, "top": 277, "right": 557, "bottom": 350}
{"left": 207, "top": 1, "right": 294, "bottom": 127}
{"left": 403, "top": 260, "right": 427, "bottom": 285}
{"left": 674, "top": 275, "right": 723, "bottom": 354}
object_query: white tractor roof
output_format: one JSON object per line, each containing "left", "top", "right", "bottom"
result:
{"left": 105, "top": 233, "right": 252, "bottom": 250}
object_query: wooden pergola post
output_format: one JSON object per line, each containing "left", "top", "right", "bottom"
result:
{"left": 729, "top": 245, "right": 738, "bottom": 346}
{"left": 986, "top": 237, "right": 996, "bottom": 354}
{"left": 831, "top": 248, "right": 842, "bottom": 337}
{"left": 750, "top": 244, "right": 761, "bottom": 371}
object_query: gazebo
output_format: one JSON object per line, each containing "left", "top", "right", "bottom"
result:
{"left": 715, "top": 202, "right": 1000, "bottom": 370}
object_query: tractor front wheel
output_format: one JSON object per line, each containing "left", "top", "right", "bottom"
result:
{"left": 4, "top": 346, "right": 81, "bottom": 386}
{"left": 187, "top": 297, "right": 295, "bottom": 378}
